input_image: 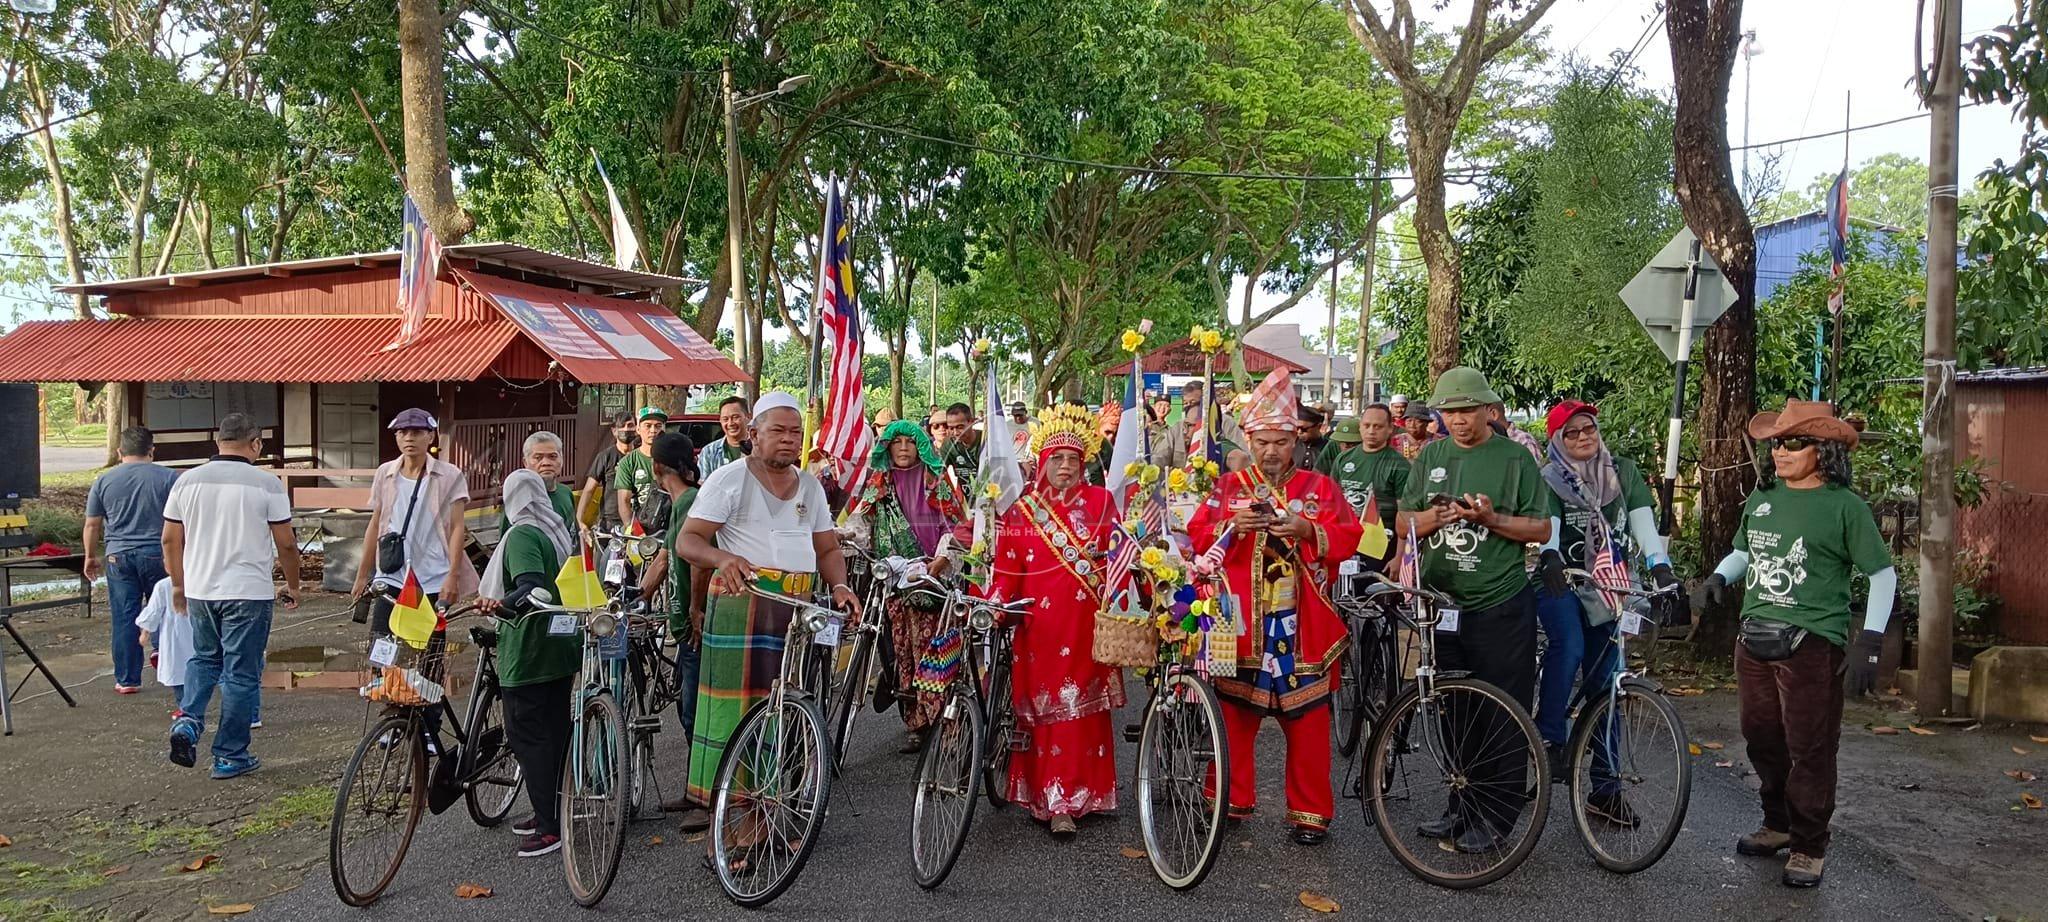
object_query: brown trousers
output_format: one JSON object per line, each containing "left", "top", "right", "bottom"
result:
{"left": 1735, "top": 634, "right": 1846, "bottom": 858}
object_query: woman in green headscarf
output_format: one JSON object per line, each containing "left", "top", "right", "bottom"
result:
{"left": 841, "top": 419, "right": 970, "bottom": 752}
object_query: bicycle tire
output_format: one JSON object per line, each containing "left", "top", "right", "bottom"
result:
{"left": 461, "top": 660, "right": 523, "bottom": 827}
{"left": 711, "top": 694, "right": 833, "bottom": 908}
{"left": 561, "top": 690, "right": 630, "bottom": 907}
{"left": 1566, "top": 678, "right": 1691, "bottom": 874}
{"left": 1333, "top": 631, "right": 1369, "bottom": 758}
{"left": 329, "top": 711, "right": 426, "bottom": 907}
{"left": 1136, "top": 671, "right": 1228, "bottom": 891}
{"left": 1363, "top": 678, "right": 1550, "bottom": 890}
{"left": 982, "top": 649, "right": 1015, "bottom": 808}
{"left": 910, "top": 690, "right": 984, "bottom": 889}
{"left": 825, "top": 628, "right": 876, "bottom": 776}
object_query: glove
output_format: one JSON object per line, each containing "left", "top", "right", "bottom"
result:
{"left": 1696, "top": 573, "right": 1732, "bottom": 610}
{"left": 1844, "top": 629, "right": 1884, "bottom": 697}
{"left": 1538, "top": 549, "right": 1567, "bottom": 597}
{"left": 1650, "top": 563, "right": 1689, "bottom": 626}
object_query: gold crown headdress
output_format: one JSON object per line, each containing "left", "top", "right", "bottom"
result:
{"left": 1027, "top": 404, "right": 1104, "bottom": 462}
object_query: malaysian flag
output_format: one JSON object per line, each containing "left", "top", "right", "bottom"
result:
{"left": 1103, "top": 522, "right": 1142, "bottom": 603}
{"left": 1396, "top": 514, "right": 1420, "bottom": 589}
{"left": 816, "top": 181, "right": 871, "bottom": 483}
{"left": 1824, "top": 169, "right": 1849, "bottom": 317}
{"left": 383, "top": 194, "right": 440, "bottom": 352}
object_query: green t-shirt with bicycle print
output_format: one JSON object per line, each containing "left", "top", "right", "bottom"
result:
{"left": 1545, "top": 456, "right": 1656, "bottom": 565}
{"left": 1327, "top": 444, "right": 1408, "bottom": 522}
{"left": 1399, "top": 433, "right": 1545, "bottom": 611}
{"left": 1733, "top": 482, "right": 1891, "bottom": 646}
{"left": 495, "top": 523, "right": 578, "bottom": 688}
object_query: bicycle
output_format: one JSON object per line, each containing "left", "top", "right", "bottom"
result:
{"left": 707, "top": 580, "right": 845, "bottom": 908}
{"left": 1350, "top": 572, "right": 1550, "bottom": 890}
{"left": 822, "top": 543, "right": 892, "bottom": 776}
{"left": 1555, "top": 568, "right": 1692, "bottom": 874}
{"left": 1130, "top": 586, "right": 1230, "bottom": 891}
{"left": 595, "top": 527, "right": 681, "bottom": 819}
{"left": 327, "top": 594, "right": 521, "bottom": 906}
{"left": 899, "top": 575, "right": 1033, "bottom": 890}
{"left": 1331, "top": 556, "right": 1402, "bottom": 759}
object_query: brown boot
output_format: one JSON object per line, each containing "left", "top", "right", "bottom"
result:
{"left": 1782, "top": 852, "right": 1824, "bottom": 887}
{"left": 1048, "top": 815, "right": 1077, "bottom": 839}
{"left": 1736, "top": 827, "right": 1792, "bottom": 857}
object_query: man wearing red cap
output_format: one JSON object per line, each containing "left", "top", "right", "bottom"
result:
{"left": 1185, "top": 369, "right": 1367, "bottom": 845}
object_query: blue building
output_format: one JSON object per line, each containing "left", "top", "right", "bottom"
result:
{"left": 1753, "top": 210, "right": 1919, "bottom": 303}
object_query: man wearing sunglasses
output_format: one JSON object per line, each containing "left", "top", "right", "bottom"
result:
{"left": 1699, "top": 400, "right": 1895, "bottom": 889}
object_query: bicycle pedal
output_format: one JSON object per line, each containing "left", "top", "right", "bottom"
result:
{"left": 628, "top": 716, "right": 664, "bottom": 733}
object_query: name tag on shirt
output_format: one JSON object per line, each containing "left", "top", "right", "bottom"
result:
{"left": 548, "top": 614, "right": 579, "bottom": 636}
{"left": 368, "top": 637, "right": 398, "bottom": 667}
{"left": 1437, "top": 607, "right": 1460, "bottom": 633}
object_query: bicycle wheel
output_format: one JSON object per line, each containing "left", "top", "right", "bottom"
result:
{"left": 824, "top": 627, "right": 876, "bottom": 775}
{"left": 910, "top": 690, "right": 984, "bottom": 890}
{"left": 711, "top": 693, "right": 833, "bottom": 908}
{"left": 982, "top": 651, "right": 1015, "bottom": 808}
{"left": 1567, "top": 678, "right": 1691, "bottom": 873}
{"left": 1332, "top": 630, "right": 1369, "bottom": 758}
{"left": 1136, "top": 671, "right": 1228, "bottom": 891}
{"left": 329, "top": 711, "right": 426, "bottom": 906}
{"left": 461, "top": 670, "right": 523, "bottom": 827}
{"left": 1363, "top": 678, "right": 1550, "bottom": 890}
{"left": 561, "top": 690, "right": 629, "bottom": 908}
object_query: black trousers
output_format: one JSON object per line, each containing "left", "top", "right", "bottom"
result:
{"left": 1435, "top": 583, "right": 1539, "bottom": 834}
{"left": 503, "top": 675, "right": 574, "bottom": 837}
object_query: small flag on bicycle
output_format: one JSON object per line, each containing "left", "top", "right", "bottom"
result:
{"left": 389, "top": 567, "right": 437, "bottom": 649}
{"left": 1587, "top": 518, "right": 1632, "bottom": 615}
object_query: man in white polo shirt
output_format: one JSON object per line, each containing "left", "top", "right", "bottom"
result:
{"left": 163, "top": 413, "right": 301, "bottom": 780}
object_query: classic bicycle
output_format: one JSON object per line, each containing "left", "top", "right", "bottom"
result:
{"left": 1131, "top": 587, "right": 1230, "bottom": 891}
{"left": 1351, "top": 572, "right": 1550, "bottom": 890}
{"left": 1555, "top": 569, "right": 1692, "bottom": 874}
{"left": 327, "top": 594, "right": 522, "bottom": 906}
{"left": 900, "top": 575, "right": 1033, "bottom": 890}
{"left": 1331, "top": 556, "right": 1402, "bottom": 759}
{"left": 822, "top": 543, "right": 893, "bottom": 775}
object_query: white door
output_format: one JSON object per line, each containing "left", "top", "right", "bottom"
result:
{"left": 317, "top": 383, "right": 379, "bottom": 475}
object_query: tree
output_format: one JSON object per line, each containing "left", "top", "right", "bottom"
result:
{"left": 396, "top": 0, "right": 471, "bottom": 241}
{"left": 1757, "top": 153, "right": 1947, "bottom": 237}
{"left": 1666, "top": 0, "right": 1758, "bottom": 655}
{"left": 1342, "top": 0, "right": 1559, "bottom": 378}
{"left": 1957, "top": 0, "right": 2048, "bottom": 369}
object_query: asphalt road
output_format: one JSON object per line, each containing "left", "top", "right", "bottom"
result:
{"left": 42, "top": 442, "right": 106, "bottom": 474}
{"left": 260, "top": 686, "right": 1959, "bottom": 922}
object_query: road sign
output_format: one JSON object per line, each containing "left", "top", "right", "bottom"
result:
{"left": 1619, "top": 228, "right": 1741, "bottom": 363}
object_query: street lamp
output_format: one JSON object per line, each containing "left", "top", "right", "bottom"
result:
{"left": 723, "top": 65, "right": 813, "bottom": 398}
{"left": 1741, "top": 30, "right": 1762, "bottom": 204}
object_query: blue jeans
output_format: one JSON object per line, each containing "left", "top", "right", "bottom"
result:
{"left": 1536, "top": 587, "right": 1620, "bottom": 746}
{"left": 178, "top": 599, "right": 273, "bottom": 766}
{"left": 106, "top": 550, "right": 167, "bottom": 687}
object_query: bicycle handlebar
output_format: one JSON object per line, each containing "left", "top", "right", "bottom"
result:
{"left": 1561, "top": 568, "right": 1679, "bottom": 599}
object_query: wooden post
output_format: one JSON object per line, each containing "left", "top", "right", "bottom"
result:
{"left": 1351, "top": 138, "right": 1385, "bottom": 406}
{"left": 1916, "top": 0, "right": 1961, "bottom": 718}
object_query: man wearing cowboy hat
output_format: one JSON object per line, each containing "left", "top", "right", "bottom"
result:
{"left": 1394, "top": 366, "right": 1552, "bottom": 854}
{"left": 1700, "top": 400, "right": 1895, "bottom": 888}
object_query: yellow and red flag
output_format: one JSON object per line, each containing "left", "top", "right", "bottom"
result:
{"left": 389, "top": 567, "right": 439, "bottom": 649}
{"left": 555, "top": 541, "right": 605, "bottom": 609}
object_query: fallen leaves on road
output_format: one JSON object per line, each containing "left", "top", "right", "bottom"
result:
{"left": 1298, "top": 891, "right": 1341, "bottom": 913}
{"left": 1687, "top": 743, "right": 1702, "bottom": 756}
{"left": 101, "top": 865, "right": 128, "bottom": 877}
{"left": 2031, "top": 734, "right": 2048, "bottom": 744}
{"left": 1119, "top": 846, "right": 1146, "bottom": 859}
{"left": 1714, "top": 760, "right": 1734, "bottom": 768}
{"left": 647, "top": 835, "right": 664, "bottom": 846}
{"left": 1872, "top": 726, "right": 1900, "bottom": 736}
{"left": 685, "top": 833, "right": 707, "bottom": 844}
{"left": 181, "top": 854, "right": 220, "bottom": 873}
{"left": 1908, "top": 726, "right": 1938, "bottom": 736}
{"left": 206, "top": 905, "right": 254, "bottom": 916}
{"left": 2005, "top": 769, "right": 2038, "bottom": 783}
{"left": 2015, "top": 747, "right": 2032, "bottom": 756}
{"left": 2022, "top": 793, "right": 2044, "bottom": 811}
{"left": 455, "top": 883, "right": 493, "bottom": 899}
{"left": 1699, "top": 741, "right": 1725, "bottom": 750}
{"left": 0, "top": 834, "right": 10, "bottom": 847}
{"left": 1666, "top": 687, "right": 1705, "bottom": 697}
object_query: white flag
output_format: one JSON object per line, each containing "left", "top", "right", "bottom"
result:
{"left": 593, "top": 152, "right": 643, "bottom": 271}
{"left": 978, "top": 360, "right": 1025, "bottom": 516}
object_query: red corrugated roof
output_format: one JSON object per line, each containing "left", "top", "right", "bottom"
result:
{"left": 456, "top": 269, "right": 745, "bottom": 387}
{"left": 0, "top": 316, "right": 519, "bottom": 383}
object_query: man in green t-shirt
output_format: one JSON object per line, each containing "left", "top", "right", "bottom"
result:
{"left": 1700, "top": 400, "right": 1897, "bottom": 888}
{"left": 502, "top": 431, "right": 576, "bottom": 535}
{"left": 479, "top": 469, "right": 578, "bottom": 859}
{"left": 1324, "top": 406, "right": 1409, "bottom": 518}
{"left": 613, "top": 406, "right": 667, "bottom": 527}
{"left": 1394, "top": 367, "right": 1552, "bottom": 854}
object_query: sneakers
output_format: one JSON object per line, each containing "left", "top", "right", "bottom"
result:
{"left": 1545, "top": 741, "right": 1567, "bottom": 784}
{"left": 1048, "top": 815, "right": 1077, "bottom": 839}
{"left": 211, "top": 757, "right": 261, "bottom": 780}
{"left": 1585, "top": 791, "right": 1641, "bottom": 828}
{"left": 511, "top": 815, "right": 539, "bottom": 837}
{"left": 517, "top": 833, "right": 562, "bottom": 857}
{"left": 115, "top": 684, "right": 141, "bottom": 695}
{"left": 1782, "top": 852, "right": 1825, "bottom": 887}
{"left": 249, "top": 719, "right": 263, "bottom": 730}
{"left": 1452, "top": 824, "right": 1507, "bottom": 855}
{"left": 1736, "top": 827, "right": 1793, "bottom": 857}
{"left": 168, "top": 718, "right": 199, "bottom": 768}
{"left": 1415, "top": 812, "right": 1463, "bottom": 839}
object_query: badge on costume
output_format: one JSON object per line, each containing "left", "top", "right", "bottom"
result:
{"left": 1344, "top": 462, "right": 1356, "bottom": 473}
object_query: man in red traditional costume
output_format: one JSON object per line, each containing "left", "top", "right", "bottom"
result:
{"left": 1186, "top": 369, "right": 1372, "bottom": 845}
{"left": 992, "top": 404, "right": 1123, "bottom": 839}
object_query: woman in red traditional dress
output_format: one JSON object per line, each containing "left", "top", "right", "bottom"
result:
{"left": 992, "top": 404, "right": 1122, "bottom": 839}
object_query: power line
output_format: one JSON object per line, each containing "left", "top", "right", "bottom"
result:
{"left": 1732, "top": 102, "right": 1982, "bottom": 152}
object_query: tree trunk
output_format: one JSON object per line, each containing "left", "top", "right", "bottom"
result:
{"left": 1408, "top": 129, "right": 1460, "bottom": 381}
{"left": 397, "top": 0, "right": 472, "bottom": 242}
{"left": 1667, "top": 0, "right": 1758, "bottom": 658}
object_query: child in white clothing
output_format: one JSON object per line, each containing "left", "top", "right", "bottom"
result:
{"left": 132, "top": 576, "right": 189, "bottom": 711}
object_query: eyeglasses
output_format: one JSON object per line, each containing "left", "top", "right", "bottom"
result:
{"left": 1773, "top": 436, "right": 1818, "bottom": 452}
{"left": 1560, "top": 424, "right": 1599, "bottom": 440}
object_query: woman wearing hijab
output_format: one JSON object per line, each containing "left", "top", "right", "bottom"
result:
{"left": 840, "top": 419, "right": 971, "bottom": 752}
{"left": 479, "top": 469, "right": 578, "bottom": 858}
{"left": 990, "top": 404, "right": 1122, "bottom": 838}
{"left": 1532, "top": 402, "right": 1682, "bottom": 817}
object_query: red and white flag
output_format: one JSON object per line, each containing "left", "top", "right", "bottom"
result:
{"left": 816, "top": 181, "right": 871, "bottom": 483}
{"left": 383, "top": 194, "right": 440, "bottom": 352}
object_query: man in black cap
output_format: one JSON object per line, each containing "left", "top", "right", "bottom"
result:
{"left": 614, "top": 406, "right": 670, "bottom": 529}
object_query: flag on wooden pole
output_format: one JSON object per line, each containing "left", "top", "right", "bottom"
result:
{"left": 594, "top": 152, "right": 643, "bottom": 271}
{"left": 383, "top": 194, "right": 440, "bottom": 352}
{"left": 816, "top": 180, "right": 872, "bottom": 483}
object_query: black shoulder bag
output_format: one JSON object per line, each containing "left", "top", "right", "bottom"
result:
{"left": 377, "top": 471, "right": 428, "bottom": 575}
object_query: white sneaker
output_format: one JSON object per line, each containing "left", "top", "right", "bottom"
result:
{"left": 249, "top": 720, "right": 263, "bottom": 729}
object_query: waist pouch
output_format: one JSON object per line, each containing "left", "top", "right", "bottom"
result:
{"left": 1738, "top": 618, "right": 1808, "bottom": 661}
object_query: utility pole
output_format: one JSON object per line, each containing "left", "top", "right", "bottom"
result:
{"left": 929, "top": 282, "right": 940, "bottom": 406}
{"left": 1740, "top": 30, "right": 1760, "bottom": 202}
{"left": 722, "top": 61, "right": 756, "bottom": 401}
{"left": 1916, "top": 0, "right": 1961, "bottom": 719}
{"left": 1351, "top": 138, "right": 1386, "bottom": 407}
{"left": 1323, "top": 255, "right": 1338, "bottom": 407}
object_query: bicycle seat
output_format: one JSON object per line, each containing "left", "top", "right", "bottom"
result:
{"left": 1357, "top": 582, "right": 1409, "bottom": 601}
{"left": 468, "top": 625, "right": 498, "bottom": 649}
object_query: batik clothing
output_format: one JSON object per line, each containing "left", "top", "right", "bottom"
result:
{"left": 684, "top": 569, "right": 813, "bottom": 806}
{"left": 992, "top": 484, "right": 1125, "bottom": 821}
{"left": 1185, "top": 467, "right": 1363, "bottom": 829}
{"left": 844, "top": 465, "right": 970, "bottom": 733}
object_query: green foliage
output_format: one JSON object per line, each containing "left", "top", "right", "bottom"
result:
{"left": 1757, "top": 153, "right": 1951, "bottom": 238}
{"left": 1959, "top": 2, "right": 2048, "bottom": 369}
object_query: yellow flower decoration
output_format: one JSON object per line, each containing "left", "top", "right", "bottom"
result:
{"left": 1166, "top": 468, "right": 1189, "bottom": 492}
{"left": 969, "top": 540, "right": 986, "bottom": 557}
{"left": 1137, "top": 465, "right": 1160, "bottom": 485}
{"left": 1124, "top": 461, "right": 1141, "bottom": 477}
{"left": 983, "top": 481, "right": 1002, "bottom": 500}
{"left": 1140, "top": 547, "right": 1166, "bottom": 568}
{"left": 972, "top": 337, "right": 992, "bottom": 357}
{"left": 1196, "top": 329, "right": 1224, "bottom": 353}
{"left": 1120, "top": 329, "right": 1145, "bottom": 353}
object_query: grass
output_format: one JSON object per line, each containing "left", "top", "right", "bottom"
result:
{"left": 24, "top": 502, "right": 83, "bottom": 546}
{"left": 0, "top": 897, "right": 109, "bottom": 922}
{"left": 234, "top": 786, "right": 331, "bottom": 838}
{"left": 38, "top": 468, "right": 104, "bottom": 491}
{"left": 128, "top": 822, "right": 221, "bottom": 857}
{"left": 1, "top": 859, "right": 107, "bottom": 894}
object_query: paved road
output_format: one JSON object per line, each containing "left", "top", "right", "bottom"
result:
{"left": 42, "top": 443, "right": 105, "bottom": 474}
{"left": 261, "top": 687, "right": 1960, "bottom": 922}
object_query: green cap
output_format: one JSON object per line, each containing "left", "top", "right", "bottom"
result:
{"left": 1429, "top": 366, "right": 1502, "bottom": 410}
{"left": 637, "top": 406, "right": 670, "bottom": 422}
{"left": 1330, "top": 417, "right": 1362, "bottom": 443}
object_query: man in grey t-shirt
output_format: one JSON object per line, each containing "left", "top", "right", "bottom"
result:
{"left": 84, "top": 427, "right": 180, "bottom": 692}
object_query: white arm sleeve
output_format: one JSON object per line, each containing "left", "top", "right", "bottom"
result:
{"left": 1863, "top": 567, "right": 1898, "bottom": 635}
{"left": 1627, "top": 506, "right": 1668, "bottom": 567}
{"left": 1713, "top": 550, "right": 1751, "bottom": 582}
{"left": 1540, "top": 516, "right": 1562, "bottom": 553}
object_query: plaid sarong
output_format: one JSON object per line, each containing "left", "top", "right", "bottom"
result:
{"left": 685, "top": 568, "right": 816, "bottom": 805}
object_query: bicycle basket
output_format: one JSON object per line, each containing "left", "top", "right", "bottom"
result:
{"left": 1091, "top": 609, "right": 1159, "bottom": 668}
{"left": 363, "top": 664, "right": 445, "bottom": 707}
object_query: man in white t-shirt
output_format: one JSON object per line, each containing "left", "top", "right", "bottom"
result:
{"left": 163, "top": 413, "right": 300, "bottom": 780}
{"left": 352, "top": 407, "right": 475, "bottom": 628}
{"left": 674, "top": 392, "right": 860, "bottom": 813}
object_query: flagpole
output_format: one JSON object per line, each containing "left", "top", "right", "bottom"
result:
{"left": 806, "top": 180, "right": 829, "bottom": 446}
{"left": 1827, "top": 91, "right": 1850, "bottom": 407}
